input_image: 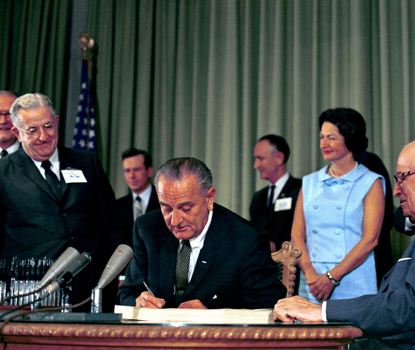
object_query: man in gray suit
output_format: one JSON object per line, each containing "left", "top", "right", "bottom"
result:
{"left": 274, "top": 141, "right": 415, "bottom": 349}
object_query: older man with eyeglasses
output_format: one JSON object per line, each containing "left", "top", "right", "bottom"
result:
{"left": 0, "top": 91, "right": 20, "bottom": 157}
{"left": 273, "top": 140, "right": 415, "bottom": 349}
{"left": 0, "top": 93, "right": 122, "bottom": 312}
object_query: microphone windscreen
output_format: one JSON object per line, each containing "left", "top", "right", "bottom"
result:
{"left": 96, "top": 244, "right": 134, "bottom": 289}
{"left": 38, "top": 247, "right": 80, "bottom": 288}
{"left": 67, "top": 252, "right": 92, "bottom": 277}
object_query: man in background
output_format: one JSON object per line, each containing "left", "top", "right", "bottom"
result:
{"left": 0, "top": 93, "right": 121, "bottom": 311}
{"left": 0, "top": 91, "right": 20, "bottom": 157}
{"left": 250, "top": 134, "right": 301, "bottom": 252}
{"left": 116, "top": 148, "right": 159, "bottom": 248}
{"left": 274, "top": 140, "right": 415, "bottom": 349}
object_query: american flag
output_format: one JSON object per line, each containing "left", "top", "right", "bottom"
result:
{"left": 72, "top": 59, "right": 97, "bottom": 151}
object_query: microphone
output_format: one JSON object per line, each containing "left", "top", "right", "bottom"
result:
{"left": 96, "top": 244, "right": 134, "bottom": 289}
{"left": 40, "top": 252, "right": 92, "bottom": 299}
{"left": 91, "top": 244, "right": 133, "bottom": 313}
{"left": 38, "top": 247, "right": 80, "bottom": 288}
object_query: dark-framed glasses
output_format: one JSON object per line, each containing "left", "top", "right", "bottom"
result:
{"left": 394, "top": 171, "right": 415, "bottom": 185}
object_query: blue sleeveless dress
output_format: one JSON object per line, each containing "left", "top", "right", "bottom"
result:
{"left": 298, "top": 164, "right": 385, "bottom": 302}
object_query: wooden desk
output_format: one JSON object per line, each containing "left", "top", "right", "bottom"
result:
{"left": 0, "top": 322, "right": 362, "bottom": 349}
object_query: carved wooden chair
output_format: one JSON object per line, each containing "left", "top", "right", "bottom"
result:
{"left": 271, "top": 241, "right": 302, "bottom": 297}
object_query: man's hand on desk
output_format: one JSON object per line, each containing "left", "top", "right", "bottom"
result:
{"left": 178, "top": 299, "right": 207, "bottom": 309}
{"left": 136, "top": 292, "right": 166, "bottom": 308}
{"left": 274, "top": 296, "right": 323, "bottom": 323}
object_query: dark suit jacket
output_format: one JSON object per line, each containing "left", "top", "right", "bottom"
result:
{"left": 394, "top": 206, "right": 415, "bottom": 235}
{"left": 117, "top": 204, "right": 286, "bottom": 309}
{"left": 327, "top": 238, "right": 415, "bottom": 343}
{"left": 116, "top": 185, "right": 160, "bottom": 248}
{"left": 354, "top": 151, "right": 395, "bottom": 286}
{"left": 0, "top": 147, "right": 121, "bottom": 310}
{"left": 249, "top": 175, "right": 302, "bottom": 249}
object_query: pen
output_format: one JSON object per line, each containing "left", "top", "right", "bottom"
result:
{"left": 143, "top": 281, "right": 155, "bottom": 297}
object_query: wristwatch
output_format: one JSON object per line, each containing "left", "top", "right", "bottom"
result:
{"left": 326, "top": 271, "right": 340, "bottom": 286}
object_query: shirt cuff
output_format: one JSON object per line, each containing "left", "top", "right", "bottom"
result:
{"left": 405, "top": 217, "right": 415, "bottom": 231}
{"left": 321, "top": 301, "right": 327, "bottom": 322}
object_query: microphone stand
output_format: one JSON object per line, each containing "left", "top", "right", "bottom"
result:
{"left": 90, "top": 287, "right": 102, "bottom": 313}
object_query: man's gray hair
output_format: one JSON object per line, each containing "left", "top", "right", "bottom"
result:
{"left": 155, "top": 157, "right": 213, "bottom": 195}
{"left": 10, "top": 93, "right": 55, "bottom": 127}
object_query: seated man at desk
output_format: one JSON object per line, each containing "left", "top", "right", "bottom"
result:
{"left": 117, "top": 157, "right": 286, "bottom": 309}
{"left": 274, "top": 141, "right": 415, "bottom": 349}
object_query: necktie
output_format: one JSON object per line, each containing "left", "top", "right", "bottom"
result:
{"left": 268, "top": 185, "right": 275, "bottom": 209}
{"left": 174, "top": 240, "right": 192, "bottom": 306}
{"left": 41, "top": 160, "right": 61, "bottom": 198}
{"left": 0, "top": 149, "right": 8, "bottom": 158}
{"left": 134, "top": 196, "right": 143, "bottom": 220}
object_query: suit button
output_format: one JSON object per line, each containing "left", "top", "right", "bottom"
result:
{"left": 62, "top": 213, "right": 67, "bottom": 217}
{"left": 69, "top": 236, "right": 74, "bottom": 240}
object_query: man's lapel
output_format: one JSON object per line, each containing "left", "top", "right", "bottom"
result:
{"left": 182, "top": 211, "right": 220, "bottom": 298}
{"left": 17, "top": 148, "right": 59, "bottom": 201}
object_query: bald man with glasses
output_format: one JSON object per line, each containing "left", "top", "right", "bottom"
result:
{"left": 274, "top": 141, "right": 415, "bottom": 349}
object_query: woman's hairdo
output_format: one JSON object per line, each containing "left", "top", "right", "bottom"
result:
{"left": 319, "top": 108, "right": 368, "bottom": 154}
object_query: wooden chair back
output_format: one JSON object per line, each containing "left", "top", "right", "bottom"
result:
{"left": 271, "top": 241, "right": 302, "bottom": 298}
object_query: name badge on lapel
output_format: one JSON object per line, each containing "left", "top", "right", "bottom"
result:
{"left": 274, "top": 197, "right": 292, "bottom": 211}
{"left": 61, "top": 169, "right": 87, "bottom": 183}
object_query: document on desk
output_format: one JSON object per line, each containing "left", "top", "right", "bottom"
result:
{"left": 114, "top": 305, "right": 274, "bottom": 324}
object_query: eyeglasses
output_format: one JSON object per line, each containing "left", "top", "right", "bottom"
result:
{"left": 394, "top": 171, "right": 415, "bottom": 185}
{"left": 15, "top": 122, "right": 55, "bottom": 137}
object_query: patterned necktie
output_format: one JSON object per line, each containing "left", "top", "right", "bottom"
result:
{"left": 268, "top": 185, "right": 275, "bottom": 209}
{"left": 0, "top": 149, "right": 8, "bottom": 158}
{"left": 174, "top": 240, "right": 192, "bottom": 306}
{"left": 41, "top": 160, "right": 61, "bottom": 198}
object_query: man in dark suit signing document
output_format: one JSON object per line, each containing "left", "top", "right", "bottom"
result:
{"left": 0, "top": 93, "right": 120, "bottom": 311}
{"left": 117, "top": 157, "right": 286, "bottom": 309}
{"left": 274, "top": 141, "right": 415, "bottom": 350}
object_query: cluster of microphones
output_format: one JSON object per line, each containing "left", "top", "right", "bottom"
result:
{"left": 0, "top": 244, "right": 133, "bottom": 322}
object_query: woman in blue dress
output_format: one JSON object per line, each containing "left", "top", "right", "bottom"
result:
{"left": 292, "top": 108, "right": 385, "bottom": 303}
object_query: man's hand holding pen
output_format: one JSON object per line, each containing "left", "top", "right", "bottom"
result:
{"left": 136, "top": 281, "right": 166, "bottom": 308}
{"left": 136, "top": 281, "right": 207, "bottom": 309}
{"left": 136, "top": 291, "right": 166, "bottom": 308}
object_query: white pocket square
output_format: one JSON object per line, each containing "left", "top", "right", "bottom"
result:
{"left": 212, "top": 295, "right": 218, "bottom": 299}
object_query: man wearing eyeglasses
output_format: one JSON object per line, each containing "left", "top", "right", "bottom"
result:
{"left": 0, "top": 93, "right": 121, "bottom": 311}
{"left": 273, "top": 141, "right": 415, "bottom": 349}
{"left": 0, "top": 91, "right": 20, "bottom": 157}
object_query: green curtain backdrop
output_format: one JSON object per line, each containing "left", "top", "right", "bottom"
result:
{"left": 88, "top": 0, "right": 415, "bottom": 260}
{"left": 2, "top": 0, "right": 415, "bottom": 260}
{"left": 0, "top": 0, "right": 72, "bottom": 141}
